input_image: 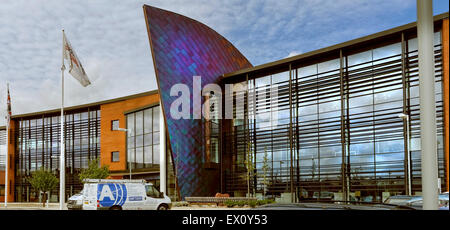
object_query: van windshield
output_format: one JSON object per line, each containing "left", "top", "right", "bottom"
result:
{"left": 145, "top": 185, "right": 161, "bottom": 198}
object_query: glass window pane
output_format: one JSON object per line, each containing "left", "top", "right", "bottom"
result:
{"left": 373, "top": 43, "right": 401, "bottom": 60}
{"left": 299, "top": 64, "right": 317, "bottom": 78}
{"left": 144, "top": 108, "right": 152, "bottom": 134}
{"left": 408, "top": 38, "right": 418, "bottom": 52}
{"left": 135, "top": 111, "right": 143, "bottom": 135}
{"left": 127, "top": 137, "right": 135, "bottom": 149}
{"left": 153, "top": 106, "right": 160, "bottom": 132}
{"left": 111, "top": 120, "right": 119, "bottom": 131}
{"left": 136, "top": 147, "right": 144, "bottom": 167}
{"left": 318, "top": 58, "right": 340, "bottom": 73}
{"left": 128, "top": 148, "right": 135, "bottom": 164}
{"left": 144, "top": 146, "right": 152, "bottom": 165}
{"left": 111, "top": 151, "right": 120, "bottom": 162}
{"left": 153, "top": 132, "right": 160, "bottom": 145}
{"left": 153, "top": 145, "right": 160, "bottom": 165}
{"left": 144, "top": 133, "right": 152, "bottom": 146}
{"left": 272, "top": 71, "right": 289, "bottom": 84}
{"left": 348, "top": 50, "right": 372, "bottom": 67}
{"left": 127, "top": 114, "right": 134, "bottom": 137}
{"left": 136, "top": 135, "right": 144, "bottom": 148}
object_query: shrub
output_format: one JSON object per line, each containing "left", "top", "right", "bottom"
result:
{"left": 249, "top": 200, "right": 258, "bottom": 208}
{"left": 235, "top": 200, "right": 243, "bottom": 207}
{"left": 224, "top": 199, "right": 274, "bottom": 208}
{"left": 224, "top": 200, "right": 235, "bottom": 208}
{"left": 257, "top": 199, "right": 275, "bottom": 206}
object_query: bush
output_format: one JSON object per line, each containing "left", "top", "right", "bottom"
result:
{"left": 224, "top": 200, "right": 235, "bottom": 208}
{"left": 249, "top": 200, "right": 258, "bottom": 208}
{"left": 224, "top": 199, "right": 275, "bottom": 208}
{"left": 257, "top": 199, "right": 275, "bottom": 206}
{"left": 237, "top": 200, "right": 246, "bottom": 207}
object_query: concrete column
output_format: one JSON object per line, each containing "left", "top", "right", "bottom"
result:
{"left": 417, "top": 0, "right": 439, "bottom": 210}
{"left": 159, "top": 104, "right": 167, "bottom": 194}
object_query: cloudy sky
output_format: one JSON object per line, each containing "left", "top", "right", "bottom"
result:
{"left": 0, "top": 0, "right": 448, "bottom": 126}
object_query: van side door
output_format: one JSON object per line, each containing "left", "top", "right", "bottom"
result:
{"left": 144, "top": 185, "right": 162, "bottom": 210}
{"left": 123, "top": 184, "right": 145, "bottom": 210}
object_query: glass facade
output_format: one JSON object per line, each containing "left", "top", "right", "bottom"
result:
{"left": 14, "top": 107, "right": 100, "bottom": 202}
{"left": 0, "top": 128, "right": 6, "bottom": 171}
{"left": 126, "top": 105, "right": 160, "bottom": 170}
{"left": 223, "top": 31, "right": 446, "bottom": 202}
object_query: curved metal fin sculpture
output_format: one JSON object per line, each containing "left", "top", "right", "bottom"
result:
{"left": 143, "top": 5, "right": 252, "bottom": 198}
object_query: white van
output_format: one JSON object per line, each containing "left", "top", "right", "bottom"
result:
{"left": 75, "top": 179, "right": 171, "bottom": 210}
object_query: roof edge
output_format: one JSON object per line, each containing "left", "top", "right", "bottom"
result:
{"left": 11, "top": 90, "right": 159, "bottom": 119}
{"left": 223, "top": 12, "right": 449, "bottom": 79}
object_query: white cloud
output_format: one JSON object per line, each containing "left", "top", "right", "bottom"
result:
{"left": 286, "top": 51, "right": 302, "bottom": 58}
{"left": 1, "top": 0, "right": 447, "bottom": 126}
{"left": 0, "top": 0, "right": 157, "bottom": 126}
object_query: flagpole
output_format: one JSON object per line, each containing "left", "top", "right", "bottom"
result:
{"left": 60, "top": 29, "right": 66, "bottom": 210}
{"left": 4, "top": 83, "right": 9, "bottom": 208}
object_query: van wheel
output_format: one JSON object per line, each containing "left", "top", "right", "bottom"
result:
{"left": 109, "top": 206, "right": 122, "bottom": 210}
{"left": 157, "top": 204, "right": 169, "bottom": 210}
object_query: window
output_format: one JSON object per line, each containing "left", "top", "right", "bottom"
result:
{"left": 210, "top": 138, "right": 219, "bottom": 163}
{"left": 111, "top": 120, "right": 119, "bottom": 131}
{"left": 126, "top": 105, "right": 161, "bottom": 169}
{"left": 14, "top": 108, "right": 101, "bottom": 202}
{"left": 145, "top": 185, "right": 161, "bottom": 198}
{"left": 111, "top": 151, "right": 120, "bottom": 162}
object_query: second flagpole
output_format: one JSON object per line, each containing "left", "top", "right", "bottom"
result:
{"left": 60, "top": 29, "right": 66, "bottom": 210}
{"left": 4, "top": 83, "right": 9, "bottom": 208}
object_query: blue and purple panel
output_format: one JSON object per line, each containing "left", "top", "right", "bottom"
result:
{"left": 143, "top": 5, "right": 252, "bottom": 198}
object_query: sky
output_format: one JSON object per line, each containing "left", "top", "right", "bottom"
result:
{"left": 0, "top": 0, "right": 448, "bottom": 126}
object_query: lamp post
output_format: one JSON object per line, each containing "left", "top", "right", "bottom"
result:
{"left": 399, "top": 113, "right": 412, "bottom": 196}
{"left": 116, "top": 128, "right": 131, "bottom": 180}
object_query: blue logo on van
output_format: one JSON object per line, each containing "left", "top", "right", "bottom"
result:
{"left": 97, "top": 184, "right": 127, "bottom": 207}
{"left": 128, "top": 196, "right": 143, "bottom": 201}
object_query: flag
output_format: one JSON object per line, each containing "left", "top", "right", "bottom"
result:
{"left": 63, "top": 31, "right": 91, "bottom": 87}
{"left": 6, "top": 83, "right": 11, "bottom": 124}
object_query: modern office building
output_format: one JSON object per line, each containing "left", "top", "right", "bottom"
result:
{"left": 0, "top": 91, "right": 178, "bottom": 202}
{"left": 1, "top": 6, "right": 448, "bottom": 204}
{"left": 144, "top": 5, "right": 449, "bottom": 202}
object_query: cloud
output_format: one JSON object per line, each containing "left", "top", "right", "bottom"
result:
{"left": 0, "top": 0, "right": 157, "bottom": 126}
{"left": 286, "top": 51, "right": 302, "bottom": 58}
{"left": 0, "top": 0, "right": 448, "bottom": 126}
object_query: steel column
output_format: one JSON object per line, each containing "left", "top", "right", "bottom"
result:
{"left": 417, "top": 0, "right": 439, "bottom": 210}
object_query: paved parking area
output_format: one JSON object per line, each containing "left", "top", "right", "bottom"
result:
{"left": 0, "top": 203, "right": 66, "bottom": 210}
{"left": 172, "top": 206, "right": 250, "bottom": 210}
{"left": 1, "top": 203, "right": 249, "bottom": 210}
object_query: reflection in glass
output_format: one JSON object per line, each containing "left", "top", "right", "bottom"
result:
{"left": 126, "top": 105, "right": 161, "bottom": 169}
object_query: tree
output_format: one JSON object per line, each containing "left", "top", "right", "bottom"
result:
{"left": 79, "top": 158, "right": 110, "bottom": 182}
{"left": 28, "top": 167, "right": 59, "bottom": 207}
{"left": 244, "top": 142, "right": 256, "bottom": 198}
